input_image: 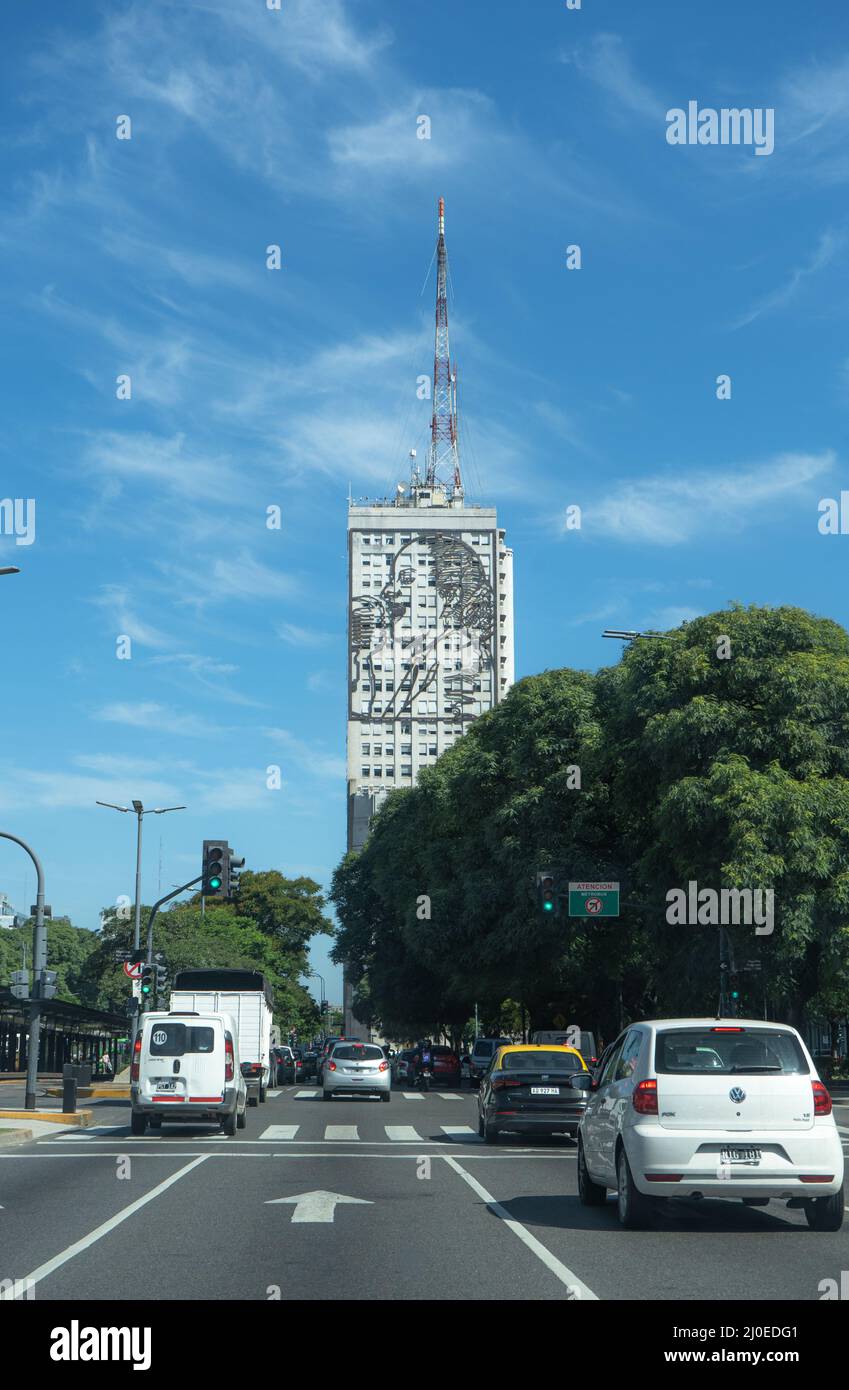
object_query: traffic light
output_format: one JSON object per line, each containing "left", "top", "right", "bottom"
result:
{"left": 10, "top": 969, "right": 29, "bottom": 1000}
{"left": 536, "top": 870, "right": 558, "bottom": 916}
{"left": 228, "top": 850, "right": 245, "bottom": 898}
{"left": 729, "top": 972, "right": 740, "bottom": 1003}
{"left": 140, "top": 962, "right": 154, "bottom": 1000}
{"left": 39, "top": 969, "right": 57, "bottom": 1000}
{"left": 154, "top": 959, "right": 168, "bottom": 996}
{"left": 202, "top": 840, "right": 229, "bottom": 897}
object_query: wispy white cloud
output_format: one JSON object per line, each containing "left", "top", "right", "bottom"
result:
{"left": 91, "top": 585, "right": 173, "bottom": 650}
{"left": 560, "top": 34, "right": 664, "bottom": 121}
{"left": 266, "top": 727, "right": 346, "bottom": 780}
{"left": 576, "top": 451, "right": 835, "bottom": 546}
{"left": 95, "top": 702, "right": 223, "bottom": 738}
{"left": 278, "top": 623, "right": 333, "bottom": 648}
{"left": 731, "top": 230, "right": 843, "bottom": 329}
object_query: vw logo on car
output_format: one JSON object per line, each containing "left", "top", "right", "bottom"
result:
{"left": 729, "top": 1086, "right": 746, "bottom": 1103}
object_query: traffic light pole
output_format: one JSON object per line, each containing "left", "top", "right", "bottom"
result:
{"left": 0, "top": 832, "right": 47, "bottom": 1111}
{"left": 129, "top": 874, "right": 204, "bottom": 1043}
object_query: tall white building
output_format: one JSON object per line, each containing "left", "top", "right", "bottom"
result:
{"left": 343, "top": 200, "right": 515, "bottom": 1034}
{"left": 346, "top": 484, "right": 514, "bottom": 849}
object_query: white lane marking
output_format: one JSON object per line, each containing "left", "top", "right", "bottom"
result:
{"left": 258, "top": 1125, "right": 299, "bottom": 1141}
{"left": 385, "top": 1126, "right": 422, "bottom": 1142}
{"left": 402, "top": 1092, "right": 424, "bottom": 1100}
{"left": 324, "top": 1125, "right": 359, "bottom": 1141}
{"left": 295, "top": 1090, "right": 318, "bottom": 1098}
{"left": 266, "top": 1189, "right": 372, "bottom": 1223}
{"left": 442, "top": 1125, "right": 478, "bottom": 1140}
{"left": 9, "top": 1156, "right": 209, "bottom": 1298}
{"left": 437, "top": 1093, "right": 464, "bottom": 1100}
{"left": 837, "top": 1125, "right": 849, "bottom": 1136}
{"left": 444, "top": 1155, "right": 599, "bottom": 1301}
{"left": 266, "top": 1090, "right": 282, "bottom": 1099}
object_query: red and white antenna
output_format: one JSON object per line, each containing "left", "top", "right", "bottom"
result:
{"left": 427, "top": 197, "right": 462, "bottom": 494}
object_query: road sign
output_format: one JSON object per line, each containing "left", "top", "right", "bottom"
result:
{"left": 113, "top": 950, "right": 132, "bottom": 963}
{"left": 743, "top": 960, "right": 762, "bottom": 972}
{"left": 265, "top": 1190, "right": 373, "bottom": 1223}
{"left": 568, "top": 882, "right": 620, "bottom": 918}
{"left": 123, "top": 960, "right": 143, "bottom": 980}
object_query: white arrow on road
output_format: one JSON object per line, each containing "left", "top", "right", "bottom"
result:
{"left": 265, "top": 1190, "right": 373, "bottom": 1223}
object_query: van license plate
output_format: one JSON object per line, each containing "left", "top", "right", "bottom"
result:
{"left": 156, "top": 1081, "right": 177, "bottom": 1092}
{"left": 720, "top": 1147, "right": 761, "bottom": 1163}
{"left": 531, "top": 1087, "right": 559, "bottom": 1095}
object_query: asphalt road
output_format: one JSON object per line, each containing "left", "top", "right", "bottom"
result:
{"left": 2, "top": 1084, "right": 848, "bottom": 1301}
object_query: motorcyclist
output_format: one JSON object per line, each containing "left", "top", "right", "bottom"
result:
{"left": 413, "top": 1038, "right": 434, "bottom": 1088}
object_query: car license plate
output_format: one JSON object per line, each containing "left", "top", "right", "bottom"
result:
{"left": 720, "top": 1147, "right": 761, "bottom": 1163}
{"left": 156, "top": 1080, "right": 176, "bottom": 1092}
{"left": 531, "top": 1086, "right": 559, "bottom": 1095}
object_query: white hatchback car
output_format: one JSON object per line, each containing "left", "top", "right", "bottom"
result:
{"left": 576, "top": 1018, "right": 845, "bottom": 1231}
{"left": 322, "top": 1041, "right": 391, "bottom": 1101}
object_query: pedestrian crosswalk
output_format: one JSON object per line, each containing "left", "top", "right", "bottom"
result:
{"left": 256, "top": 1123, "right": 479, "bottom": 1143}
{"left": 49, "top": 1121, "right": 482, "bottom": 1144}
{"left": 295, "top": 1090, "right": 464, "bottom": 1101}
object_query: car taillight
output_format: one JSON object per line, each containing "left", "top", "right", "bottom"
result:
{"left": 632, "top": 1079, "right": 658, "bottom": 1114}
{"left": 379, "top": 1061, "right": 388, "bottom": 1071}
{"left": 328, "top": 1061, "right": 336, "bottom": 1072}
{"left": 224, "top": 1038, "right": 234, "bottom": 1082}
{"left": 812, "top": 1080, "right": 832, "bottom": 1116}
{"left": 492, "top": 1076, "right": 521, "bottom": 1090}
{"left": 131, "top": 1034, "right": 142, "bottom": 1083}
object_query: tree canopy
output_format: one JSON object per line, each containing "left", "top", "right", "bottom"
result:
{"left": 331, "top": 605, "right": 849, "bottom": 1044}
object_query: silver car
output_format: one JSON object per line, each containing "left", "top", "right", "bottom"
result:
{"left": 322, "top": 1041, "right": 391, "bottom": 1101}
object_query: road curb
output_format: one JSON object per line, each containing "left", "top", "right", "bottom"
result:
{"left": 43, "top": 1087, "right": 131, "bottom": 1101}
{"left": 0, "top": 1109, "right": 94, "bottom": 1126}
{"left": 0, "top": 1126, "right": 35, "bottom": 1146}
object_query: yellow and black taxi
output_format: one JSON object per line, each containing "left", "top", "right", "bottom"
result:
{"left": 476, "top": 1044, "right": 589, "bottom": 1143}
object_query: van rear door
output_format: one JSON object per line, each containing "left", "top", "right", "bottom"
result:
{"left": 144, "top": 1018, "right": 224, "bottom": 1104}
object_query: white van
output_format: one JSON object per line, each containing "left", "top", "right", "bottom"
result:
{"left": 130, "top": 1010, "right": 248, "bottom": 1137}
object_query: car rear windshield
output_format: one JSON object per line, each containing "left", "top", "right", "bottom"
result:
{"left": 332, "top": 1044, "right": 384, "bottom": 1061}
{"left": 501, "top": 1050, "right": 583, "bottom": 1072}
{"left": 655, "top": 1029, "right": 808, "bottom": 1075}
{"left": 149, "top": 1023, "right": 215, "bottom": 1057}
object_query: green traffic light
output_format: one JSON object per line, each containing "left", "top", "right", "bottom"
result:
{"left": 543, "top": 901, "right": 554, "bottom": 911}
{"left": 209, "top": 876, "right": 221, "bottom": 890}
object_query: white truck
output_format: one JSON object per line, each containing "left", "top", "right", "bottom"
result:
{"left": 170, "top": 968, "right": 275, "bottom": 1106}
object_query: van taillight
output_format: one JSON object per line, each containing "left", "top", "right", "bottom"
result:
{"left": 812, "top": 1080, "right": 832, "bottom": 1116}
{"left": 224, "top": 1037, "right": 234, "bottom": 1082}
{"left": 131, "top": 1034, "right": 142, "bottom": 1083}
{"left": 632, "top": 1079, "right": 658, "bottom": 1115}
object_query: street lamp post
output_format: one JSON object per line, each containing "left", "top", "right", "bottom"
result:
{"left": 96, "top": 800, "right": 186, "bottom": 1045}
{"left": 0, "top": 831, "right": 46, "bottom": 1111}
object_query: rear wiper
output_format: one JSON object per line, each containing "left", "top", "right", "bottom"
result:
{"left": 729, "top": 1064, "right": 782, "bottom": 1073}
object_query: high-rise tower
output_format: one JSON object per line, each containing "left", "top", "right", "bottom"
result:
{"left": 343, "top": 200, "right": 515, "bottom": 1036}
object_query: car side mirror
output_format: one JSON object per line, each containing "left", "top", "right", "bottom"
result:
{"left": 570, "top": 1073, "right": 595, "bottom": 1091}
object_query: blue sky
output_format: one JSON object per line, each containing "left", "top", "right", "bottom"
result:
{"left": 2, "top": 0, "right": 848, "bottom": 1001}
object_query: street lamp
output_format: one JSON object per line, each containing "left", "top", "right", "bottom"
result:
{"left": 602, "top": 629, "right": 675, "bottom": 642}
{"left": 303, "top": 969, "right": 326, "bottom": 1032}
{"left": 0, "top": 567, "right": 21, "bottom": 576}
{"left": 95, "top": 800, "right": 186, "bottom": 951}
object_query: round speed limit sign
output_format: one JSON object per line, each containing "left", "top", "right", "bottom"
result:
{"left": 585, "top": 897, "right": 603, "bottom": 914}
